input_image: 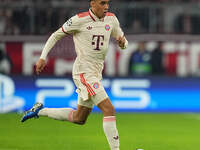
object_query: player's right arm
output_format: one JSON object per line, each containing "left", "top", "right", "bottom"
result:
{"left": 36, "top": 15, "right": 81, "bottom": 75}
{"left": 35, "top": 28, "right": 66, "bottom": 74}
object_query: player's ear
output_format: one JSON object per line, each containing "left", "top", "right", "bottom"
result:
{"left": 90, "top": 0, "right": 95, "bottom": 7}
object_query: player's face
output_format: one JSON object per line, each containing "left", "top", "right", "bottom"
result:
{"left": 91, "top": 0, "right": 110, "bottom": 18}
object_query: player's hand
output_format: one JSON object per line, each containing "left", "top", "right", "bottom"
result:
{"left": 116, "top": 36, "right": 125, "bottom": 48}
{"left": 35, "top": 59, "right": 46, "bottom": 75}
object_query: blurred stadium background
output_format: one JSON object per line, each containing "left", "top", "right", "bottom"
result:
{"left": 1, "top": 0, "right": 200, "bottom": 150}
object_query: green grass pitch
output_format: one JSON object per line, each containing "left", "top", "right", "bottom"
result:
{"left": 0, "top": 113, "right": 200, "bottom": 150}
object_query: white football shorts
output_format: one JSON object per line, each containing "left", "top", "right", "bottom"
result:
{"left": 73, "top": 73, "right": 108, "bottom": 108}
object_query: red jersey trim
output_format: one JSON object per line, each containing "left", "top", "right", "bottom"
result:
{"left": 88, "top": 11, "right": 96, "bottom": 22}
{"left": 77, "top": 12, "right": 89, "bottom": 18}
{"left": 61, "top": 26, "right": 68, "bottom": 34}
{"left": 106, "top": 12, "right": 115, "bottom": 16}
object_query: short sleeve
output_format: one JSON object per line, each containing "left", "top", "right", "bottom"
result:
{"left": 111, "top": 16, "right": 124, "bottom": 38}
{"left": 62, "top": 15, "right": 80, "bottom": 34}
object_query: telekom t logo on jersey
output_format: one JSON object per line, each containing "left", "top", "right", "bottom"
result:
{"left": 92, "top": 35, "right": 104, "bottom": 50}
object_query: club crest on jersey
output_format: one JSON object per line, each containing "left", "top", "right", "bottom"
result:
{"left": 87, "top": 26, "right": 92, "bottom": 30}
{"left": 93, "top": 82, "right": 99, "bottom": 89}
{"left": 105, "top": 24, "right": 110, "bottom": 31}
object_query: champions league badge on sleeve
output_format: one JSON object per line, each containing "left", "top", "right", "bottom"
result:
{"left": 105, "top": 24, "right": 110, "bottom": 31}
{"left": 66, "top": 18, "right": 72, "bottom": 27}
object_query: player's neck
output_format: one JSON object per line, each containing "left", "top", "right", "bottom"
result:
{"left": 90, "top": 8, "right": 102, "bottom": 19}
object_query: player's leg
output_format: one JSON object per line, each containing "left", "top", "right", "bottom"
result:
{"left": 21, "top": 102, "right": 74, "bottom": 122}
{"left": 21, "top": 103, "right": 92, "bottom": 125}
{"left": 39, "top": 104, "right": 92, "bottom": 125}
{"left": 37, "top": 107, "right": 74, "bottom": 121}
{"left": 88, "top": 79, "right": 120, "bottom": 150}
{"left": 97, "top": 98, "right": 120, "bottom": 150}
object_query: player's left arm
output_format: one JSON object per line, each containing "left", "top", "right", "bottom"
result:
{"left": 111, "top": 15, "right": 128, "bottom": 49}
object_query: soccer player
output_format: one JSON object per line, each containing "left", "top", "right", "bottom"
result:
{"left": 21, "top": 0, "right": 128, "bottom": 150}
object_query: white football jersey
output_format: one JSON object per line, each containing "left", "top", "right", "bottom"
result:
{"left": 62, "top": 9, "right": 127, "bottom": 79}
